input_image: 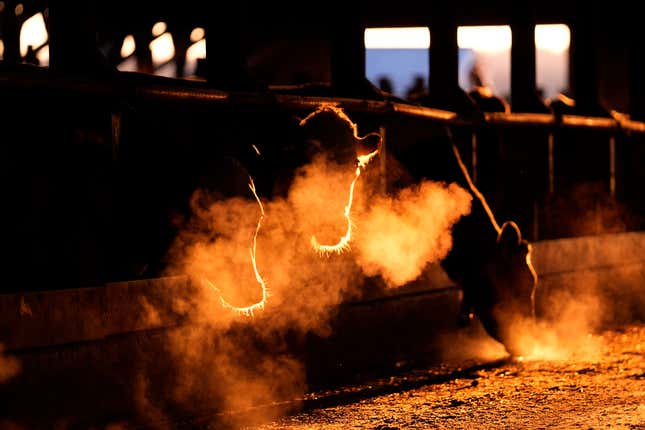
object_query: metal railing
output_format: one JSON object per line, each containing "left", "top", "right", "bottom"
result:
{"left": 1, "top": 66, "right": 644, "bottom": 290}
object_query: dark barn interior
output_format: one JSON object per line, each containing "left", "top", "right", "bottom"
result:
{"left": 0, "top": 1, "right": 644, "bottom": 428}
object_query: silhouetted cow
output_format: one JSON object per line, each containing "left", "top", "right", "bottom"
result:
{"left": 438, "top": 130, "right": 538, "bottom": 356}
{"left": 288, "top": 108, "right": 538, "bottom": 355}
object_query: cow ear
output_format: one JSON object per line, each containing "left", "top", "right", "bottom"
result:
{"left": 357, "top": 132, "right": 381, "bottom": 156}
{"left": 497, "top": 221, "right": 522, "bottom": 249}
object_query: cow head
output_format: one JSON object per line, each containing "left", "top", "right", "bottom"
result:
{"left": 477, "top": 221, "right": 538, "bottom": 356}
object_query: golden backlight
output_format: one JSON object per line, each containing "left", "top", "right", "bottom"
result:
{"left": 120, "top": 35, "right": 136, "bottom": 58}
{"left": 152, "top": 21, "right": 167, "bottom": 38}
{"left": 364, "top": 25, "right": 569, "bottom": 53}
{"left": 19, "top": 12, "right": 47, "bottom": 57}
{"left": 458, "top": 26, "right": 512, "bottom": 52}
{"left": 149, "top": 33, "right": 175, "bottom": 66}
{"left": 190, "top": 27, "right": 205, "bottom": 43}
{"left": 535, "top": 24, "right": 570, "bottom": 53}
{"left": 364, "top": 27, "right": 430, "bottom": 49}
{"left": 185, "top": 39, "right": 206, "bottom": 76}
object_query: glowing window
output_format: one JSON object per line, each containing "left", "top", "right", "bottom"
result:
{"left": 152, "top": 21, "right": 167, "bottom": 38}
{"left": 149, "top": 32, "right": 175, "bottom": 66}
{"left": 458, "top": 26, "right": 512, "bottom": 100}
{"left": 458, "top": 26, "right": 512, "bottom": 52}
{"left": 120, "top": 34, "right": 136, "bottom": 58}
{"left": 36, "top": 44, "right": 48, "bottom": 66}
{"left": 184, "top": 38, "right": 206, "bottom": 77}
{"left": 535, "top": 24, "right": 570, "bottom": 100}
{"left": 190, "top": 27, "right": 205, "bottom": 43}
{"left": 20, "top": 12, "right": 48, "bottom": 57}
{"left": 0, "top": 39, "right": 4, "bottom": 60}
{"left": 364, "top": 27, "right": 430, "bottom": 99}
{"left": 364, "top": 27, "right": 430, "bottom": 49}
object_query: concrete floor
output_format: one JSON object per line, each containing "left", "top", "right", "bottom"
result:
{"left": 242, "top": 322, "right": 645, "bottom": 430}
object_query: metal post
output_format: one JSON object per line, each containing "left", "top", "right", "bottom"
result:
{"left": 609, "top": 135, "right": 616, "bottom": 197}
{"left": 510, "top": 8, "right": 549, "bottom": 113}
{"left": 1, "top": 1, "right": 21, "bottom": 64}
{"left": 111, "top": 111, "right": 121, "bottom": 161}
{"left": 48, "top": 1, "right": 101, "bottom": 74}
{"left": 330, "top": 4, "right": 366, "bottom": 97}
{"left": 205, "top": 3, "right": 249, "bottom": 90}
{"left": 569, "top": 8, "right": 605, "bottom": 116}
{"left": 379, "top": 125, "right": 387, "bottom": 194}
{"left": 471, "top": 132, "right": 478, "bottom": 184}
{"left": 429, "top": 8, "right": 459, "bottom": 109}
{"left": 548, "top": 132, "right": 555, "bottom": 194}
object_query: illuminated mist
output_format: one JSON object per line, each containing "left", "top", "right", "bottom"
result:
{"left": 354, "top": 181, "right": 471, "bottom": 287}
{"left": 0, "top": 345, "right": 19, "bottom": 384}
{"left": 155, "top": 105, "right": 474, "bottom": 424}
{"left": 438, "top": 231, "right": 645, "bottom": 366}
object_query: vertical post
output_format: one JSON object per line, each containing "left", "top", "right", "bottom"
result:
{"left": 1, "top": 2, "right": 21, "bottom": 64}
{"left": 569, "top": 8, "right": 605, "bottom": 116}
{"left": 548, "top": 132, "right": 554, "bottom": 194}
{"left": 133, "top": 26, "right": 153, "bottom": 74}
{"left": 205, "top": 3, "right": 249, "bottom": 90}
{"left": 510, "top": 7, "right": 548, "bottom": 112}
{"left": 471, "top": 132, "right": 478, "bottom": 184}
{"left": 173, "top": 26, "right": 190, "bottom": 79}
{"left": 48, "top": 1, "right": 101, "bottom": 74}
{"left": 628, "top": 34, "right": 645, "bottom": 121}
{"left": 330, "top": 3, "right": 366, "bottom": 97}
{"left": 609, "top": 135, "right": 616, "bottom": 197}
{"left": 379, "top": 125, "right": 387, "bottom": 194}
{"left": 429, "top": 7, "right": 459, "bottom": 109}
{"left": 111, "top": 111, "right": 121, "bottom": 161}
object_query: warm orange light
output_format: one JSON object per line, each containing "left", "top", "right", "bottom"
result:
{"left": 152, "top": 21, "right": 167, "bottom": 38}
{"left": 309, "top": 165, "right": 358, "bottom": 255}
{"left": 458, "top": 26, "right": 512, "bottom": 53}
{"left": 35, "top": 44, "right": 48, "bottom": 66}
{"left": 205, "top": 178, "right": 268, "bottom": 317}
{"left": 299, "top": 105, "right": 380, "bottom": 255}
{"left": 184, "top": 38, "right": 206, "bottom": 76}
{"left": 535, "top": 24, "right": 570, "bottom": 53}
{"left": 149, "top": 33, "right": 175, "bottom": 65}
{"left": 190, "top": 27, "right": 205, "bottom": 43}
{"left": 19, "top": 12, "right": 48, "bottom": 57}
{"left": 0, "top": 39, "right": 4, "bottom": 60}
{"left": 364, "top": 27, "right": 430, "bottom": 49}
{"left": 120, "top": 34, "right": 136, "bottom": 58}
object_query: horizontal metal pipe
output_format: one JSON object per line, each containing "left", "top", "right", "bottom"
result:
{"left": 2, "top": 67, "right": 644, "bottom": 133}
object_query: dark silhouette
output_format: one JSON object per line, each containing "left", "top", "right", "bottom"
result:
{"left": 24, "top": 45, "right": 40, "bottom": 66}
{"left": 377, "top": 76, "right": 394, "bottom": 94}
{"left": 411, "top": 128, "right": 538, "bottom": 356}
{"left": 468, "top": 85, "right": 510, "bottom": 113}
{"left": 406, "top": 74, "right": 428, "bottom": 101}
{"left": 468, "top": 60, "right": 485, "bottom": 88}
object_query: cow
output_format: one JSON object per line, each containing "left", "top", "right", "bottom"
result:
{"left": 437, "top": 128, "right": 538, "bottom": 356}
{"left": 283, "top": 108, "right": 538, "bottom": 356}
{"left": 379, "top": 121, "right": 538, "bottom": 356}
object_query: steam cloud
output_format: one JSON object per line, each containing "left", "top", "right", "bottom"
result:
{"left": 156, "top": 106, "right": 474, "bottom": 424}
{"left": 130, "top": 105, "right": 644, "bottom": 425}
{"left": 354, "top": 180, "right": 471, "bottom": 287}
